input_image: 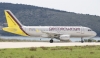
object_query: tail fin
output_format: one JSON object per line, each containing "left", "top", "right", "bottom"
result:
{"left": 4, "top": 10, "right": 23, "bottom": 27}
{"left": 3, "top": 10, "right": 29, "bottom": 36}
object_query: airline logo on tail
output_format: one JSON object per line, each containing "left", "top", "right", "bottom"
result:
{"left": 3, "top": 10, "right": 29, "bottom": 36}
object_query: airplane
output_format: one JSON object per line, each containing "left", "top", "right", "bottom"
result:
{"left": 2, "top": 10, "right": 97, "bottom": 43}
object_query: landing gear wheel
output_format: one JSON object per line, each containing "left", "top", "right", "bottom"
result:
{"left": 50, "top": 39, "right": 53, "bottom": 43}
{"left": 81, "top": 37, "right": 84, "bottom": 43}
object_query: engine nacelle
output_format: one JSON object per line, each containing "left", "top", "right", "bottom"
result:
{"left": 59, "top": 35, "right": 70, "bottom": 41}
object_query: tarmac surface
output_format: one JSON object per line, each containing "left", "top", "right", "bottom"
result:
{"left": 0, "top": 42, "right": 100, "bottom": 49}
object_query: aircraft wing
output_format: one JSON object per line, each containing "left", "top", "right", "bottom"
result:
{"left": 35, "top": 29, "right": 61, "bottom": 35}
{"left": 41, "top": 31, "right": 62, "bottom": 38}
{"left": 35, "top": 29, "right": 63, "bottom": 38}
{"left": 42, "top": 31, "right": 61, "bottom": 34}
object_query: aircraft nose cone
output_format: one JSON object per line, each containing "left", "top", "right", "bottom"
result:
{"left": 93, "top": 31, "right": 97, "bottom": 37}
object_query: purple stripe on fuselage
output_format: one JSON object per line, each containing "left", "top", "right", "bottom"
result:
{"left": 7, "top": 11, "right": 29, "bottom": 36}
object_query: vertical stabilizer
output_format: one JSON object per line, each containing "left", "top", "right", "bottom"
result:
{"left": 4, "top": 10, "right": 23, "bottom": 27}
{"left": 3, "top": 10, "right": 29, "bottom": 36}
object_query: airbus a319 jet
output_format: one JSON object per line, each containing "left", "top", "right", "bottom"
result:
{"left": 2, "top": 10, "right": 97, "bottom": 43}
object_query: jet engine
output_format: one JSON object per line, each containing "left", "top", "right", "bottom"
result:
{"left": 59, "top": 35, "right": 70, "bottom": 41}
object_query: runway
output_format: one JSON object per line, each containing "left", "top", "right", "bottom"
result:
{"left": 0, "top": 42, "right": 100, "bottom": 49}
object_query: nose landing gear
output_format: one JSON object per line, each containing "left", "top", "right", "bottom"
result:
{"left": 81, "top": 37, "right": 84, "bottom": 43}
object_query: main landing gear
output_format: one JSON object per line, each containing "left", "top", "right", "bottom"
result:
{"left": 81, "top": 37, "right": 84, "bottom": 43}
{"left": 50, "top": 39, "right": 53, "bottom": 43}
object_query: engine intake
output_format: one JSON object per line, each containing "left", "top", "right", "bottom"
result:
{"left": 60, "top": 35, "right": 70, "bottom": 41}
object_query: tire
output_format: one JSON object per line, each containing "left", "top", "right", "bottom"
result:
{"left": 50, "top": 39, "right": 53, "bottom": 43}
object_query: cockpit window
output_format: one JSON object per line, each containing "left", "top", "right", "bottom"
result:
{"left": 88, "top": 29, "right": 92, "bottom": 31}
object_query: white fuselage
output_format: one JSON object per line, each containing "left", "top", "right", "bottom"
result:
{"left": 23, "top": 26, "right": 96, "bottom": 38}
{"left": 3, "top": 10, "right": 97, "bottom": 43}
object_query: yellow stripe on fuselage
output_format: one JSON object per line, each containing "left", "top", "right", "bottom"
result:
{"left": 36, "top": 29, "right": 41, "bottom": 32}
{"left": 3, "top": 10, "right": 28, "bottom": 36}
